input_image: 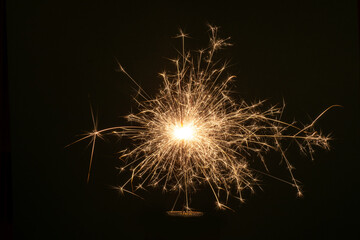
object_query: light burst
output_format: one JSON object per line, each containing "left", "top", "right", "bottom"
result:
{"left": 70, "top": 25, "right": 337, "bottom": 214}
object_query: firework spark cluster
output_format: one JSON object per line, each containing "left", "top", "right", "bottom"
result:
{"left": 72, "top": 25, "right": 334, "bottom": 212}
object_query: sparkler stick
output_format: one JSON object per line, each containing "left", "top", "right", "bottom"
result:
{"left": 69, "top": 25, "right": 337, "bottom": 216}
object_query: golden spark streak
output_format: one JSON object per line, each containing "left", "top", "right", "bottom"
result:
{"left": 70, "top": 25, "right": 337, "bottom": 212}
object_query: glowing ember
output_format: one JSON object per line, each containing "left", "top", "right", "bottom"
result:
{"left": 173, "top": 125, "right": 195, "bottom": 140}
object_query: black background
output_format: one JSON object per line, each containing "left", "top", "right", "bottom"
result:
{"left": 3, "top": 0, "right": 359, "bottom": 239}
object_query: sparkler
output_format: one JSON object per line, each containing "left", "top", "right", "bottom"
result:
{"left": 69, "top": 25, "right": 337, "bottom": 215}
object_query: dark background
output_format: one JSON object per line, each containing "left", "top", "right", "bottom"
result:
{"left": 2, "top": 0, "right": 359, "bottom": 239}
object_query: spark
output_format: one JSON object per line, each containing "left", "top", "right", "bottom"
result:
{"left": 70, "top": 25, "right": 338, "bottom": 212}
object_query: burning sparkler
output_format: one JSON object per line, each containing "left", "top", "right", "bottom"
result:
{"left": 69, "top": 25, "right": 337, "bottom": 215}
